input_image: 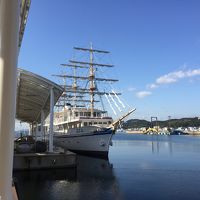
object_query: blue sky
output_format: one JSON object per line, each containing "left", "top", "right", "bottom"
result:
{"left": 18, "top": 0, "right": 200, "bottom": 121}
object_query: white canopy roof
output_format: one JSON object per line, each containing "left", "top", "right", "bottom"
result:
{"left": 16, "top": 68, "right": 63, "bottom": 123}
{"left": 19, "top": 0, "right": 31, "bottom": 49}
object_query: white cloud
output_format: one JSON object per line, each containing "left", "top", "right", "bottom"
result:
{"left": 155, "top": 69, "right": 200, "bottom": 85}
{"left": 136, "top": 91, "right": 152, "bottom": 98}
{"left": 156, "top": 70, "right": 185, "bottom": 84}
{"left": 145, "top": 68, "right": 200, "bottom": 90}
{"left": 147, "top": 83, "right": 158, "bottom": 89}
{"left": 127, "top": 87, "right": 136, "bottom": 92}
{"left": 137, "top": 68, "right": 200, "bottom": 99}
{"left": 186, "top": 69, "right": 200, "bottom": 77}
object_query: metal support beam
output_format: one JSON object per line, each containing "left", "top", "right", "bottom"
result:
{"left": 31, "top": 122, "right": 34, "bottom": 136}
{"left": 35, "top": 122, "right": 38, "bottom": 142}
{"left": 49, "top": 87, "right": 54, "bottom": 152}
{"left": 41, "top": 109, "right": 45, "bottom": 140}
{"left": 28, "top": 124, "right": 31, "bottom": 136}
{"left": 0, "top": 0, "right": 20, "bottom": 199}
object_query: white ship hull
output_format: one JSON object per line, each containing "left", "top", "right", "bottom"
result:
{"left": 54, "top": 128, "right": 114, "bottom": 158}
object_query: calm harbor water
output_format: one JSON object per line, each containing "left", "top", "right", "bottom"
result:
{"left": 14, "top": 133, "right": 200, "bottom": 200}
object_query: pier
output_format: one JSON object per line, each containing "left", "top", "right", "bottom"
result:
{"left": 14, "top": 66, "right": 77, "bottom": 169}
{"left": 14, "top": 152, "right": 76, "bottom": 170}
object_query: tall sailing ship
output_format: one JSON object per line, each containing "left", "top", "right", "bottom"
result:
{"left": 48, "top": 44, "right": 135, "bottom": 158}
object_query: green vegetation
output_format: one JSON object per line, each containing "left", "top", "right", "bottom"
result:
{"left": 122, "top": 117, "right": 200, "bottom": 129}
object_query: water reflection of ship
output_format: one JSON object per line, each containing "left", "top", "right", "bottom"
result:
{"left": 77, "top": 155, "right": 114, "bottom": 179}
{"left": 75, "top": 156, "right": 123, "bottom": 200}
{"left": 14, "top": 156, "right": 123, "bottom": 200}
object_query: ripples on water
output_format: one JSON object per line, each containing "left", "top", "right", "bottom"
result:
{"left": 14, "top": 133, "right": 200, "bottom": 200}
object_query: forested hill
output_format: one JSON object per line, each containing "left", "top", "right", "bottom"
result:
{"left": 122, "top": 117, "right": 200, "bottom": 129}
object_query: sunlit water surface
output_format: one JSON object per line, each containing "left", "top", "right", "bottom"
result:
{"left": 14, "top": 133, "right": 200, "bottom": 200}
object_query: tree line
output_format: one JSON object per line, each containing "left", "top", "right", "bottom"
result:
{"left": 122, "top": 117, "right": 200, "bottom": 129}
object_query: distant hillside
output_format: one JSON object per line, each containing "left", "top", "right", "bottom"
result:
{"left": 122, "top": 117, "right": 200, "bottom": 129}
{"left": 122, "top": 119, "right": 151, "bottom": 129}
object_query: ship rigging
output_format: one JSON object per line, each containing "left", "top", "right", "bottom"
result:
{"left": 53, "top": 43, "right": 124, "bottom": 117}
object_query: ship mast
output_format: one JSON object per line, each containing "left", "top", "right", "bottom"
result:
{"left": 73, "top": 64, "right": 77, "bottom": 108}
{"left": 89, "top": 43, "right": 95, "bottom": 117}
{"left": 53, "top": 44, "right": 120, "bottom": 114}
